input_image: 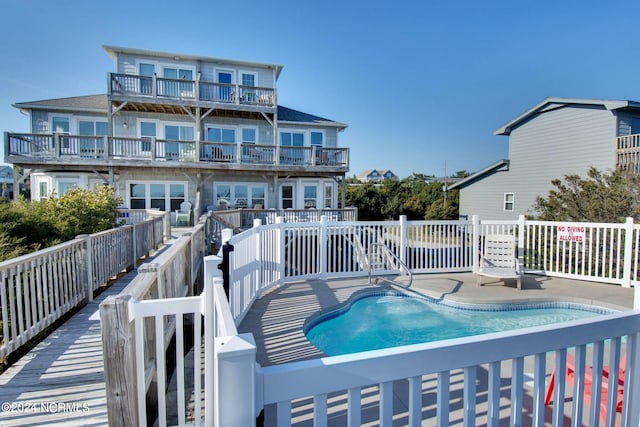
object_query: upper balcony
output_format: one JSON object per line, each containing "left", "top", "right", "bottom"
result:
{"left": 108, "top": 73, "right": 276, "bottom": 113}
{"left": 5, "top": 132, "right": 349, "bottom": 173}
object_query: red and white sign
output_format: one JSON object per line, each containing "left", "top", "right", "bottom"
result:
{"left": 557, "top": 225, "right": 586, "bottom": 243}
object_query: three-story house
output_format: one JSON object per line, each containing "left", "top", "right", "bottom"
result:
{"left": 5, "top": 45, "right": 349, "bottom": 224}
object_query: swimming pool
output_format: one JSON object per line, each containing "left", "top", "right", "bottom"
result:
{"left": 305, "top": 291, "right": 614, "bottom": 356}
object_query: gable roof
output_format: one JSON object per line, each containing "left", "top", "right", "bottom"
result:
{"left": 13, "top": 94, "right": 108, "bottom": 113}
{"left": 447, "top": 159, "right": 509, "bottom": 190}
{"left": 12, "top": 95, "right": 346, "bottom": 128}
{"left": 277, "top": 106, "right": 347, "bottom": 129}
{"left": 494, "top": 97, "right": 640, "bottom": 136}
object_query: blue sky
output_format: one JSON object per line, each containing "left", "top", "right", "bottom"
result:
{"left": 1, "top": 0, "right": 639, "bottom": 178}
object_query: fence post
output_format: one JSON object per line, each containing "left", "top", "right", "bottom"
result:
{"left": 215, "top": 333, "right": 258, "bottom": 427}
{"left": 76, "top": 234, "right": 94, "bottom": 303}
{"left": 164, "top": 211, "right": 171, "bottom": 242}
{"left": 472, "top": 215, "right": 480, "bottom": 273}
{"left": 131, "top": 224, "right": 138, "bottom": 269}
{"left": 203, "top": 256, "right": 223, "bottom": 426}
{"left": 320, "top": 215, "right": 328, "bottom": 280}
{"left": 518, "top": 215, "right": 526, "bottom": 273}
{"left": 276, "top": 217, "right": 285, "bottom": 285}
{"left": 623, "top": 217, "right": 634, "bottom": 289}
{"left": 100, "top": 294, "right": 138, "bottom": 427}
{"left": 399, "top": 215, "right": 407, "bottom": 265}
{"left": 253, "top": 219, "right": 262, "bottom": 292}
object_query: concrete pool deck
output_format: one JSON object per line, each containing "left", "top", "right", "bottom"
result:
{"left": 237, "top": 273, "right": 634, "bottom": 426}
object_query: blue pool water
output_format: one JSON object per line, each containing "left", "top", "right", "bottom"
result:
{"left": 305, "top": 293, "right": 611, "bottom": 356}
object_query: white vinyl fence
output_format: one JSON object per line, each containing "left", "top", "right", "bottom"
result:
{"left": 103, "top": 214, "right": 640, "bottom": 426}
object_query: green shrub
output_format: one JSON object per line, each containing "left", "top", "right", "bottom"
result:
{"left": 0, "top": 186, "right": 122, "bottom": 261}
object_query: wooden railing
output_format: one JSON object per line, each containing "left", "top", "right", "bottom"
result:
{"left": 616, "top": 133, "right": 640, "bottom": 173}
{"left": 109, "top": 72, "right": 276, "bottom": 108}
{"left": 0, "top": 212, "right": 166, "bottom": 363}
{"left": 6, "top": 133, "right": 349, "bottom": 169}
{"left": 99, "top": 218, "right": 212, "bottom": 427}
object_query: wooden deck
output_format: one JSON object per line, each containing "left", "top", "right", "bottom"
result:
{"left": 0, "top": 272, "right": 138, "bottom": 426}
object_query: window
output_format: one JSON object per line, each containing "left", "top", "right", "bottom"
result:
{"left": 130, "top": 183, "right": 146, "bottom": 209}
{"left": 280, "top": 131, "right": 304, "bottom": 147}
{"left": 139, "top": 63, "right": 155, "bottom": 95}
{"left": 140, "top": 121, "right": 157, "bottom": 152}
{"left": 128, "top": 182, "right": 187, "bottom": 211}
{"left": 39, "top": 182, "right": 49, "bottom": 200}
{"left": 162, "top": 67, "right": 194, "bottom": 97}
{"left": 234, "top": 185, "right": 248, "bottom": 208}
{"left": 150, "top": 183, "right": 165, "bottom": 210}
{"left": 241, "top": 73, "right": 255, "bottom": 87}
{"left": 281, "top": 185, "right": 294, "bottom": 209}
{"left": 632, "top": 117, "right": 640, "bottom": 135}
{"left": 79, "top": 120, "right": 107, "bottom": 136}
{"left": 207, "top": 127, "right": 235, "bottom": 142}
{"left": 214, "top": 183, "right": 267, "bottom": 209}
{"left": 241, "top": 128, "right": 256, "bottom": 144}
{"left": 78, "top": 120, "right": 107, "bottom": 156}
{"left": 51, "top": 116, "right": 69, "bottom": 134}
{"left": 304, "top": 185, "right": 317, "bottom": 209}
{"left": 217, "top": 70, "right": 233, "bottom": 101}
{"left": 57, "top": 180, "right": 78, "bottom": 196}
{"left": 251, "top": 186, "right": 265, "bottom": 207}
{"left": 504, "top": 193, "right": 514, "bottom": 211}
{"left": 164, "top": 125, "right": 195, "bottom": 159}
{"left": 310, "top": 131, "right": 323, "bottom": 147}
{"left": 324, "top": 184, "right": 333, "bottom": 208}
{"left": 170, "top": 184, "right": 185, "bottom": 211}
{"left": 216, "top": 184, "right": 231, "bottom": 206}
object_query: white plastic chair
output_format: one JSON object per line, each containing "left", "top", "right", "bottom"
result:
{"left": 175, "top": 201, "right": 192, "bottom": 226}
{"left": 476, "top": 234, "right": 523, "bottom": 288}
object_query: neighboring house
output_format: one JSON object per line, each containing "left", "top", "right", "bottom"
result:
{"left": 357, "top": 169, "right": 397, "bottom": 183}
{"left": 450, "top": 97, "right": 640, "bottom": 219}
{"left": 4, "top": 45, "right": 349, "bottom": 223}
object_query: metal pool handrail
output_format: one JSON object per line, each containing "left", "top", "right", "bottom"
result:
{"left": 367, "top": 242, "right": 413, "bottom": 288}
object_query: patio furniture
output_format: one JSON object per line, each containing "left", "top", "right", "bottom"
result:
{"left": 545, "top": 352, "right": 625, "bottom": 424}
{"left": 175, "top": 201, "right": 192, "bottom": 226}
{"left": 476, "top": 234, "right": 523, "bottom": 288}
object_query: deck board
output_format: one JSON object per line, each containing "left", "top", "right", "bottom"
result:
{"left": 0, "top": 269, "right": 137, "bottom": 426}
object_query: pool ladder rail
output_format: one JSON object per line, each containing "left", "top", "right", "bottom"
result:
{"left": 366, "top": 242, "right": 413, "bottom": 288}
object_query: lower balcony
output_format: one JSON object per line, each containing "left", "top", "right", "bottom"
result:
{"left": 5, "top": 133, "right": 349, "bottom": 171}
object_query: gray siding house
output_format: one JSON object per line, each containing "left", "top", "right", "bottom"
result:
{"left": 451, "top": 97, "right": 640, "bottom": 219}
{"left": 4, "top": 46, "right": 349, "bottom": 223}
